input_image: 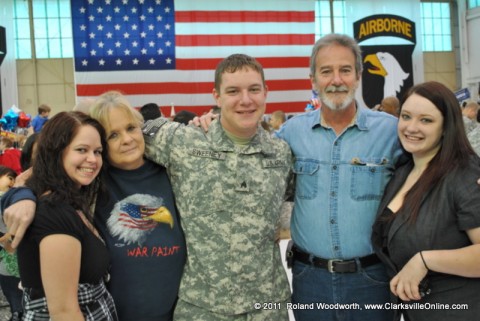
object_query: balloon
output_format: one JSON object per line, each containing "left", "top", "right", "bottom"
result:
{"left": 3, "top": 109, "right": 19, "bottom": 131}
{"left": 17, "top": 112, "right": 31, "bottom": 128}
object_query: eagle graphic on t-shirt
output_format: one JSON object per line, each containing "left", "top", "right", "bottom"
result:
{"left": 107, "top": 194, "right": 173, "bottom": 245}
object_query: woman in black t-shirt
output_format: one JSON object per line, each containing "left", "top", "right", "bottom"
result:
{"left": 17, "top": 111, "right": 118, "bottom": 321}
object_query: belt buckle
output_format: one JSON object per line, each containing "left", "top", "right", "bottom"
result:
{"left": 327, "top": 259, "right": 342, "bottom": 273}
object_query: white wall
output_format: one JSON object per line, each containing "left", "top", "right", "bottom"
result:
{"left": 458, "top": 3, "right": 480, "bottom": 102}
{"left": 0, "top": 0, "right": 19, "bottom": 115}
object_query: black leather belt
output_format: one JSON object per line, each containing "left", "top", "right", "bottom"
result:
{"left": 289, "top": 244, "right": 380, "bottom": 273}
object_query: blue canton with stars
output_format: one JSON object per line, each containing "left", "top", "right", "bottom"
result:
{"left": 70, "top": 0, "right": 175, "bottom": 71}
{"left": 121, "top": 202, "right": 145, "bottom": 219}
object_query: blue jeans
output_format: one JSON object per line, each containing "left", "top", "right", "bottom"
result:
{"left": 291, "top": 260, "right": 393, "bottom": 321}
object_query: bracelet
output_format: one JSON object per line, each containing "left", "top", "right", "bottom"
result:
{"left": 419, "top": 251, "right": 430, "bottom": 271}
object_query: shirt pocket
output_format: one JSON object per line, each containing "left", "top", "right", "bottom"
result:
{"left": 293, "top": 159, "right": 320, "bottom": 200}
{"left": 350, "top": 157, "right": 391, "bottom": 201}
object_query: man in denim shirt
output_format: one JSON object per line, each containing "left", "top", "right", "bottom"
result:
{"left": 277, "top": 34, "right": 402, "bottom": 321}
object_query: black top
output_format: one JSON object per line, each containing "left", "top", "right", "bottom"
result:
{"left": 18, "top": 200, "right": 110, "bottom": 288}
{"left": 95, "top": 159, "right": 186, "bottom": 321}
{"left": 372, "top": 156, "right": 480, "bottom": 320}
{"left": 376, "top": 207, "right": 394, "bottom": 264}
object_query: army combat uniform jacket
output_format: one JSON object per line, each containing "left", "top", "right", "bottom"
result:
{"left": 143, "top": 118, "right": 292, "bottom": 315}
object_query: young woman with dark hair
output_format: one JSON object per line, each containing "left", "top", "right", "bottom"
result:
{"left": 372, "top": 81, "right": 480, "bottom": 321}
{"left": 17, "top": 111, "right": 117, "bottom": 321}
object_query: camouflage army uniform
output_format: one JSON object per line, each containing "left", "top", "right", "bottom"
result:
{"left": 464, "top": 116, "right": 478, "bottom": 135}
{"left": 468, "top": 124, "right": 480, "bottom": 156}
{"left": 463, "top": 116, "right": 480, "bottom": 155}
{"left": 143, "top": 118, "right": 292, "bottom": 321}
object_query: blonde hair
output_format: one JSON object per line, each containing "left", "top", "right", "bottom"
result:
{"left": 0, "top": 136, "right": 14, "bottom": 149}
{"left": 89, "top": 91, "right": 144, "bottom": 129}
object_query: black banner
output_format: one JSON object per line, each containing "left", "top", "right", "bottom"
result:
{"left": 0, "top": 26, "right": 6, "bottom": 116}
{"left": 354, "top": 15, "right": 416, "bottom": 109}
{"left": 361, "top": 45, "right": 414, "bottom": 108}
{"left": 0, "top": 26, "right": 6, "bottom": 66}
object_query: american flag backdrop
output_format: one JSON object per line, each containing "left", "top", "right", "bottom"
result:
{"left": 71, "top": 0, "right": 315, "bottom": 116}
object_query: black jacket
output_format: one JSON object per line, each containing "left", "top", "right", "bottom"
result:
{"left": 371, "top": 156, "right": 480, "bottom": 321}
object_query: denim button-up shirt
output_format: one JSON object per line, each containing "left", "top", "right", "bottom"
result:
{"left": 277, "top": 106, "right": 402, "bottom": 259}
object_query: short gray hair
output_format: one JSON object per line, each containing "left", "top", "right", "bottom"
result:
{"left": 309, "top": 34, "right": 363, "bottom": 77}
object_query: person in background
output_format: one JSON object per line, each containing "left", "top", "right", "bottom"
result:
{"left": 3, "top": 111, "right": 117, "bottom": 320}
{"left": 2, "top": 133, "right": 40, "bottom": 195}
{"left": 260, "top": 120, "right": 271, "bottom": 132}
{"left": 468, "top": 125, "right": 480, "bottom": 156}
{"left": 172, "top": 110, "right": 197, "bottom": 125}
{"left": 14, "top": 135, "right": 27, "bottom": 151}
{"left": 462, "top": 101, "right": 479, "bottom": 135}
{"left": 0, "top": 166, "right": 15, "bottom": 194}
{"left": 379, "top": 96, "right": 400, "bottom": 117}
{"left": 20, "top": 133, "right": 39, "bottom": 172}
{"left": 462, "top": 101, "right": 479, "bottom": 122}
{"left": 0, "top": 135, "right": 40, "bottom": 321}
{"left": 209, "top": 105, "right": 221, "bottom": 115}
{"left": 140, "top": 102, "right": 162, "bottom": 122}
{"left": 30, "top": 104, "right": 51, "bottom": 133}
{"left": 276, "top": 33, "right": 401, "bottom": 321}
{"left": 73, "top": 98, "right": 96, "bottom": 115}
{"left": 269, "top": 110, "right": 287, "bottom": 131}
{"left": 0, "top": 166, "right": 21, "bottom": 321}
{"left": 0, "top": 137, "right": 21, "bottom": 175}
{"left": 372, "top": 81, "right": 480, "bottom": 321}
{"left": 462, "top": 101, "right": 480, "bottom": 155}
{"left": 143, "top": 53, "right": 292, "bottom": 320}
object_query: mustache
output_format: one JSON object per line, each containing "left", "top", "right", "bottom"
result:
{"left": 325, "top": 85, "right": 348, "bottom": 93}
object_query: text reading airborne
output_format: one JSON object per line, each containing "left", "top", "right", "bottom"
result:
{"left": 358, "top": 17, "right": 413, "bottom": 39}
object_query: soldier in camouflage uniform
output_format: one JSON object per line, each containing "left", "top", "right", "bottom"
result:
{"left": 467, "top": 125, "right": 480, "bottom": 155}
{"left": 463, "top": 102, "right": 480, "bottom": 155}
{"left": 143, "top": 54, "right": 292, "bottom": 321}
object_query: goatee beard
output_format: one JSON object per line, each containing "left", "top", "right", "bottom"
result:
{"left": 321, "top": 86, "right": 354, "bottom": 111}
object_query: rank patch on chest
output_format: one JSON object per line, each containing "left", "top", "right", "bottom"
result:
{"left": 235, "top": 180, "right": 250, "bottom": 192}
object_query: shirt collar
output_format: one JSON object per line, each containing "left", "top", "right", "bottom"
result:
{"left": 209, "top": 119, "right": 275, "bottom": 155}
{"left": 312, "top": 102, "right": 370, "bottom": 131}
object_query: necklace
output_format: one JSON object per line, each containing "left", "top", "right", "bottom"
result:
{"left": 76, "top": 210, "right": 105, "bottom": 245}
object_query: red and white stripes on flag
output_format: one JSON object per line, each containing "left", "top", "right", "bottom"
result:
{"left": 73, "top": 0, "right": 315, "bottom": 116}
